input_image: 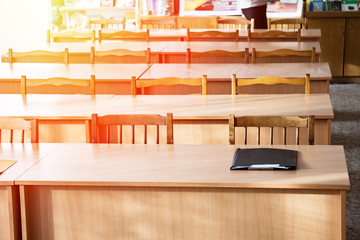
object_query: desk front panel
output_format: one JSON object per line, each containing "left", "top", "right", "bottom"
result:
{"left": 17, "top": 144, "right": 349, "bottom": 239}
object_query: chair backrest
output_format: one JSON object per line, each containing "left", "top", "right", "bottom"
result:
{"left": 98, "top": 29, "right": 150, "bottom": 43}
{"left": 131, "top": 75, "right": 207, "bottom": 95}
{"left": 186, "top": 29, "right": 239, "bottom": 42}
{"left": 268, "top": 18, "right": 308, "bottom": 30}
{"left": 90, "top": 113, "right": 174, "bottom": 144}
{"left": 7, "top": 48, "right": 69, "bottom": 64}
{"left": 186, "top": 48, "right": 249, "bottom": 63}
{"left": 229, "top": 115, "right": 314, "bottom": 145}
{"left": 90, "top": 46, "right": 151, "bottom": 64}
{"left": 0, "top": 118, "right": 39, "bottom": 143}
{"left": 248, "top": 29, "right": 301, "bottom": 42}
{"left": 47, "top": 29, "right": 95, "bottom": 43}
{"left": 21, "top": 75, "right": 95, "bottom": 95}
{"left": 215, "top": 16, "right": 254, "bottom": 30}
{"left": 88, "top": 18, "right": 125, "bottom": 30}
{"left": 231, "top": 73, "right": 311, "bottom": 95}
{"left": 139, "top": 16, "right": 177, "bottom": 29}
{"left": 251, "top": 47, "right": 317, "bottom": 63}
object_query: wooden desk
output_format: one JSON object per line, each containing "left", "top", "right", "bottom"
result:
{"left": 161, "top": 41, "right": 321, "bottom": 63}
{"left": 99, "top": 94, "right": 333, "bottom": 145}
{"left": 16, "top": 144, "right": 350, "bottom": 239}
{"left": 0, "top": 94, "right": 333, "bottom": 144}
{"left": 140, "top": 63, "right": 332, "bottom": 94}
{"left": 1, "top": 42, "right": 167, "bottom": 64}
{"left": 0, "top": 143, "right": 57, "bottom": 240}
{"left": 0, "top": 63, "right": 151, "bottom": 94}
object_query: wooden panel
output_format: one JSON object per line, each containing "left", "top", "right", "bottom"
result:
{"left": 0, "top": 186, "right": 20, "bottom": 240}
{"left": 21, "top": 185, "right": 343, "bottom": 240}
{"left": 177, "top": 16, "right": 215, "bottom": 29}
{"left": 343, "top": 17, "right": 360, "bottom": 76}
{"left": 307, "top": 18, "right": 345, "bottom": 76}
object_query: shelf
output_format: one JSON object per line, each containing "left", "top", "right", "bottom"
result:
{"left": 305, "top": 11, "right": 360, "bottom": 18}
{"left": 59, "top": 7, "right": 135, "bottom": 12}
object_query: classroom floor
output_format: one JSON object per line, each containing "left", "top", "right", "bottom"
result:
{"left": 330, "top": 83, "right": 360, "bottom": 239}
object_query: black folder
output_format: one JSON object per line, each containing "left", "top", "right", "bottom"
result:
{"left": 230, "top": 148, "right": 298, "bottom": 170}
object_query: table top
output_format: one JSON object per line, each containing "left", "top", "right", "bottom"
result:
{"left": 0, "top": 94, "right": 333, "bottom": 120}
{"left": 2, "top": 41, "right": 321, "bottom": 55}
{"left": 98, "top": 94, "right": 334, "bottom": 120}
{"left": 0, "top": 143, "right": 57, "bottom": 185}
{"left": 15, "top": 144, "right": 350, "bottom": 190}
{"left": 0, "top": 63, "right": 150, "bottom": 81}
{"left": 141, "top": 63, "right": 331, "bottom": 81}
{"left": 162, "top": 41, "right": 321, "bottom": 53}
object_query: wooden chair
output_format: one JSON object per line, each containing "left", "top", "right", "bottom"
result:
{"left": 7, "top": 48, "right": 69, "bottom": 64}
{"left": 88, "top": 18, "right": 125, "bottom": 30}
{"left": 47, "top": 29, "right": 95, "bottom": 43}
{"left": 21, "top": 75, "right": 95, "bottom": 95}
{"left": 90, "top": 47, "right": 151, "bottom": 64}
{"left": 186, "top": 48, "right": 249, "bottom": 63}
{"left": 268, "top": 18, "right": 308, "bottom": 30}
{"left": 215, "top": 16, "right": 254, "bottom": 30}
{"left": 251, "top": 47, "right": 317, "bottom": 63}
{"left": 231, "top": 74, "right": 311, "bottom": 95}
{"left": 248, "top": 29, "right": 301, "bottom": 42}
{"left": 90, "top": 113, "right": 174, "bottom": 144}
{"left": 139, "top": 16, "right": 177, "bottom": 29}
{"left": 131, "top": 75, "right": 207, "bottom": 95}
{"left": 98, "top": 29, "right": 150, "bottom": 43}
{"left": 187, "top": 29, "right": 239, "bottom": 42}
{"left": 229, "top": 115, "right": 314, "bottom": 145}
{"left": 0, "top": 118, "right": 39, "bottom": 143}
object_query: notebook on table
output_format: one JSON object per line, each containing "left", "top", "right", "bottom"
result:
{"left": 0, "top": 160, "right": 17, "bottom": 174}
{"left": 230, "top": 148, "right": 298, "bottom": 170}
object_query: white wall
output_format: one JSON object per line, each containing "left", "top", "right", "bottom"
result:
{"left": 0, "top": 0, "right": 49, "bottom": 49}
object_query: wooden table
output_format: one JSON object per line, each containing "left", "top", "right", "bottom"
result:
{"left": 0, "top": 63, "right": 151, "bottom": 94}
{"left": 161, "top": 41, "right": 321, "bottom": 63}
{"left": 0, "top": 62, "right": 331, "bottom": 94}
{"left": 0, "top": 94, "right": 333, "bottom": 144}
{"left": 0, "top": 143, "right": 57, "bottom": 240}
{"left": 15, "top": 144, "right": 350, "bottom": 240}
{"left": 140, "top": 63, "right": 332, "bottom": 94}
{"left": 2, "top": 41, "right": 321, "bottom": 64}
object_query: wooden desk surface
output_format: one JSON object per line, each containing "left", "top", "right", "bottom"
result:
{"left": 15, "top": 144, "right": 349, "bottom": 190}
{"left": 162, "top": 41, "right": 321, "bottom": 53}
{"left": 0, "top": 94, "right": 333, "bottom": 120}
{"left": 0, "top": 63, "right": 150, "bottom": 81}
{"left": 0, "top": 144, "right": 57, "bottom": 185}
{"left": 0, "top": 94, "right": 113, "bottom": 119}
{"left": 99, "top": 94, "right": 334, "bottom": 120}
{"left": 141, "top": 63, "right": 331, "bottom": 81}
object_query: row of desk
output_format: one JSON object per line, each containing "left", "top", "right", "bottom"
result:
{"left": 0, "top": 94, "right": 333, "bottom": 144}
{"left": 50, "top": 28, "right": 322, "bottom": 42}
{"left": 2, "top": 41, "right": 321, "bottom": 64}
{"left": 0, "top": 62, "right": 331, "bottom": 94}
{"left": 0, "top": 143, "right": 350, "bottom": 239}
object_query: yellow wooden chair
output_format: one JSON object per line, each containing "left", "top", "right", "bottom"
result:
{"left": 0, "top": 118, "right": 39, "bottom": 143}
{"left": 21, "top": 75, "right": 95, "bottom": 95}
{"left": 131, "top": 75, "right": 207, "bottom": 95}
{"left": 248, "top": 29, "right": 301, "bottom": 42}
{"left": 47, "top": 29, "right": 94, "bottom": 43}
{"left": 251, "top": 47, "right": 317, "bottom": 63}
{"left": 98, "top": 29, "right": 150, "bottom": 42}
{"left": 90, "top": 47, "right": 151, "bottom": 64}
{"left": 186, "top": 28, "right": 239, "bottom": 42}
{"left": 90, "top": 113, "right": 173, "bottom": 144}
{"left": 139, "top": 16, "right": 177, "bottom": 29}
{"left": 268, "top": 18, "right": 308, "bottom": 30}
{"left": 231, "top": 74, "right": 311, "bottom": 95}
{"left": 7, "top": 48, "right": 69, "bottom": 64}
{"left": 215, "top": 16, "right": 254, "bottom": 30}
{"left": 186, "top": 48, "right": 249, "bottom": 63}
{"left": 229, "top": 115, "right": 314, "bottom": 145}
